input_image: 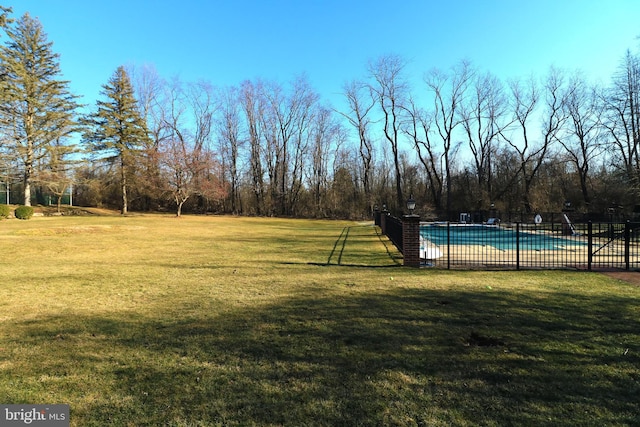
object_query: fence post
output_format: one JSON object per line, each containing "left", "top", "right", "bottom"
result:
{"left": 516, "top": 222, "right": 520, "bottom": 270}
{"left": 587, "top": 221, "right": 593, "bottom": 271}
{"left": 447, "top": 221, "right": 451, "bottom": 270}
{"left": 402, "top": 214, "right": 421, "bottom": 267}
{"left": 625, "top": 220, "right": 631, "bottom": 271}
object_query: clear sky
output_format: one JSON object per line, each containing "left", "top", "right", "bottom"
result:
{"left": 7, "top": 0, "right": 640, "bottom": 110}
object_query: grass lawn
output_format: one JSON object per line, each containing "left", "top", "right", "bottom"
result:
{"left": 0, "top": 214, "right": 638, "bottom": 426}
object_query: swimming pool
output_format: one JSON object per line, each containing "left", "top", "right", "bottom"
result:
{"left": 421, "top": 224, "right": 587, "bottom": 251}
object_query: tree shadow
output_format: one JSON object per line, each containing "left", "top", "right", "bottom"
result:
{"left": 5, "top": 286, "right": 640, "bottom": 426}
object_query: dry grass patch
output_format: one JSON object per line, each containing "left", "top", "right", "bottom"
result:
{"left": 0, "top": 214, "right": 638, "bottom": 426}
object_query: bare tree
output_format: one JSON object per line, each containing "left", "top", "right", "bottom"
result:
{"left": 402, "top": 98, "right": 444, "bottom": 211}
{"left": 499, "top": 77, "right": 541, "bottom": 212}
{"left": 425, "top": 60, "right": 473, "bottom": 215}
{"left": 217, "top": 86, "right": 243, "bottom": 214}
{"left": 500, "top": 69, "right": 568, "bottom": 213}
{"left": 308, "top": 106, "right": 345, "bottom": 216}
{"left": 260, "top": 76, "right": 318, "bottom": 215}
{"left": 39, "top": 137, "right": 77, "bottom": 211}
{"left": 157, "top": 137, "right": 209, "bottom": 216}
{"left": 601, "top": 50, "right": 640, "bottom": 193}
{"left": 129, "top": 63, "right": 164, "bottom": 138}
{"left": 338, "top": 80, "right": 376, "bottom": 213}
{"left": 559, "top": 74, "right": 605, "bottom": 207}
{"left": 154, "top": 77, "right": 224, "bottom": 214}
{"left": 369, "top": 54, "right": 408, "bottom": 211}
{"left": 239, "top": 80, "right": 266, "bottom": 214}
{"left": 288, "top": 77, "right": 319, "bottom": 215}
{"left": 128, "top": 63, "right": 167, "bottom": 209}
{"left": 459, "top": 71, "right": 509, "bottom": 209}
{"left": 187, "top": 81, "right": 217, "bottom": 152}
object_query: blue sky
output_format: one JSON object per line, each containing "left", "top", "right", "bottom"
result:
{"left": 8, "top": 0, "right": 640, "bottom": 110}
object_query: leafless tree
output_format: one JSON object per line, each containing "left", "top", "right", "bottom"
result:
{"left": 500, "top": 69, "right": 568, "bottom": 213}
{"left": 559, "top": 74, "right": 605, "bottom": 207}
{"left": 402, "top": 98, "right": 444, "bottom": 211}
{"left": 601, "top": 50, "right": 640, "bottom": 193}
{"left": 153, "top": 77, "right": 224, "bottom": 214}
{"left": 369, "top": 54, "right": 408, "bottom": 211}
{"left": 38, "top": 138, "right": 77, "bottom": 211}
{"left": 129, "top": 63, "right": 164, "bottom": 141}
{"left": 239, "top": 80, "right": 266, "bottom": 214}
{"left": 157, "top": 137, "right": 211, "bottom": 216}
{"left": 425, "top": 60, "right": 474, "bottom": 215}
{"left": 260, "top": 76, "right": 318, "bottom": 215}
{"left": 338, "top": 80, "right": 376, "bottom": 213}
{"left": 217, "top": 86, "right": 243, "bottom": 213}
{"left": 187, "top": 81, "right": 217, "bottom": 152}
{"left": 459, "top": 71, "right": 509, "bottom": 209}
{"left": 308, "top": 106, "right": 344, "bottom": 216}
{"left": 288, "top": 77, "right": 319, "bottom": 215}
{"left": 128, "top": 63, "right": 168, "bottom": 209}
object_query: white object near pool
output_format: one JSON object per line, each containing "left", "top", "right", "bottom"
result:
{"left": 420, "top": 235, "right": 443, "bottom": 260}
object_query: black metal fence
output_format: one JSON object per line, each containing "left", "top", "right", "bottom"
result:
{"left": 385, "top": 216, "right": 403, "bottom": 253}
{"left": 420, "top": 221, "right": 640, "bottom": 271}
{"left": 375, "top": 210, "right": 640, "bottom": 270}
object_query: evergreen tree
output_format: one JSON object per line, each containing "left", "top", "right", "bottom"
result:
{"left": 0, "top": 6, "right": 11, "bottom": 31}
{"left": 0, "top": 13, "right": 79, "bottom": 206}
{"left": 82, "top": 66, "right": 150, "bottom": 214}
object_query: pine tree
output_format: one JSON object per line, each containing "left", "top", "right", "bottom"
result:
{"left": 0, "top": 13, "right": 79, "bottom": 206}
{"left": 0, "top": 6, "right": 12, "bottom": 30}
{"left": 82, "top": 66, "right": 150, "bottom": 214}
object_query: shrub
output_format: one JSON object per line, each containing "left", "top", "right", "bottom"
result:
{"left": 0, "top": 204, "right": 10, "bottom": 219}
{"left": 14, "top": 205, "right": 34, "bottom": 220}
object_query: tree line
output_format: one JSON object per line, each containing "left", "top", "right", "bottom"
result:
{"left": 1, "top": 8, "right": 639, "bottom": 220}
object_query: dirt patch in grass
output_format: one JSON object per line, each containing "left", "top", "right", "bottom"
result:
{"left": 602, "top": 271, "right": 640, "bottom": 286}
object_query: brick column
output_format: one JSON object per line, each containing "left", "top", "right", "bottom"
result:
{"left": 402, "top": 214, "right": 421, "bottom": 267}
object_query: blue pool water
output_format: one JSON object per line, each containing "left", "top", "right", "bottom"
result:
{"left": 421, "top": 224, "right": 587, "bottom": 251}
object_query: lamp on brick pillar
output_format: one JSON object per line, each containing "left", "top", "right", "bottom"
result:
{"left": 406, "top": 195, "right": 416, "bottom": 214}
{"left": 402, "top": 195, "right": 421, "bottom": 267}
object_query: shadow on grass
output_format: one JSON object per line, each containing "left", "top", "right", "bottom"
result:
{"left": 322, "top": 224, "right": 401, "bottom": 267}
{"left": 5, "top": 286, "right": 640, "bottom": 426}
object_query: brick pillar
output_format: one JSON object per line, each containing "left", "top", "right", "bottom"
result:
{"left": 402, "top": 214, "right": 421, "bottom": 267}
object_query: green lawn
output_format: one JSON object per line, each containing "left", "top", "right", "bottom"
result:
{"left": 0, "top": 214, "right": 638, "bottom": 426}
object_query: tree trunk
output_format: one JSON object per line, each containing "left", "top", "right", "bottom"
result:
{"left": 23, "top": 172, "right": 31, "bottom": 206}
{"left": 24, "top": 136, "right": 33, "bottom": 206}
{"left": 121, "top": 157, "right": 128, "bottom": 215}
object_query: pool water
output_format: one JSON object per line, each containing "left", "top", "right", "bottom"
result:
{"left": 421, "top": 224, "right": 587, "bottom": 251}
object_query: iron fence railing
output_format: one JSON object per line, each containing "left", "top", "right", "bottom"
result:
{"left": 417, "top": 221, "right": 640, "bottom": 270}
{"left": 385, "top": 215, "right": 403, "bottom": 254}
